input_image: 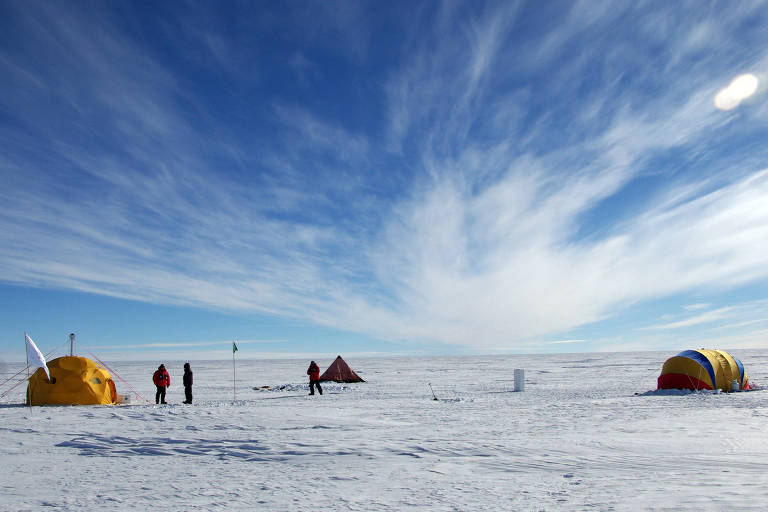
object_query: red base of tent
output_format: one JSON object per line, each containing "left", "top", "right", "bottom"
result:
{"left": 317, "top": 355, "right": 365, "bottom": 383}
{"left": 657, "top": 373, "right": 712, "bottom": 391}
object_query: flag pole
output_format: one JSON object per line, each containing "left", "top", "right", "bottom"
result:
{"left": 232, "top": 341, "right": 237, "bottom": 402}
{"left": 25, "top": 332, "right": 31, "bottom": 410}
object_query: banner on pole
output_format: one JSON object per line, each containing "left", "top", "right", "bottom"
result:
{"left": 25, "top": 333, "right": 51, "bottom": 380}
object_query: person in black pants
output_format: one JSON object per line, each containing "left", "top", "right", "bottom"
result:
{"left": 152, "top": 364, "right": 170, "bottom": 404}
{"left": 307, "top": 360, "right": 322, "bottom": 395}
{"left": 182, "top": 362, "right": 193, "bottom": 404}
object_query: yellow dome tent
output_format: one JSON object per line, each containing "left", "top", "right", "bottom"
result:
{"left": 27, "top": 355, "right": 117, "bottom": 406}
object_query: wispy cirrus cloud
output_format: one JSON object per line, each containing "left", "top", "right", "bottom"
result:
{"left": 89, "top": 339, "right": 282, "bottom": 350}
{"left": 1, "top": 2, "right": 767, "bottom": 352}
{"left": 643, "top": 307, "right": 737, "bottom": 330}
{"left": 355, "top": 3, "right": 768, "bottom": 348}
{"left": 684, "top": 303, "right": 711, "bottom": 311}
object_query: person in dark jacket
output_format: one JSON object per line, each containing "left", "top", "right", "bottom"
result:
{"left": 307, "top": 360, "right": 322, "bottom": 396}
{"left": 152, "top": 364, "right": 170, "bottom": 404}
{"left": 182, "top": 362, "right": 193, "bottom": 404}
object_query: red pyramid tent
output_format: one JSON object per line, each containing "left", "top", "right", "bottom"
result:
{"left": 318, "top": 355, "right": 365, "bottom": 383}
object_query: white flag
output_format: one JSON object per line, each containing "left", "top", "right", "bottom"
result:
{"left": 25, "top": 334, "right": 50, "bottom": 380}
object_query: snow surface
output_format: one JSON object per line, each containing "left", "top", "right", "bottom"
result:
{"left": 2, "top": 350, "right": 768, "bottom": 511}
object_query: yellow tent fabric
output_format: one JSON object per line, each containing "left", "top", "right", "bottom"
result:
{"left": 27, "top": 356, "right": 117, "bottom": 406}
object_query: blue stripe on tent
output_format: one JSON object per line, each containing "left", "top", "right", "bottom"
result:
{"left": 677, "top": 350, "right": 716, "bottom": 389}
{"left": 734, "top": 356, "right": 745, "bottom": 385}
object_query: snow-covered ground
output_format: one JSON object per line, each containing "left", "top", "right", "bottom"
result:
{"left": 2, "top": 350, "right": 768, "bottom": 511}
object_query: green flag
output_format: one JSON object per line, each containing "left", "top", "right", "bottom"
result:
{"left": 233, "top": 341, "right": 238, "bottom": 353}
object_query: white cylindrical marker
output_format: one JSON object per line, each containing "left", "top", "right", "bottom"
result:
{"left": 514, "top": 368, "right": 525, "bottom": 392}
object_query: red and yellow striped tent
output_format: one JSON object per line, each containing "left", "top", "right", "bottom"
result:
{"left": 657, "top": 349, "right": 749, "bottom": 392}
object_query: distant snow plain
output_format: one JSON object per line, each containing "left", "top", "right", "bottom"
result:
{"left": 2, "top": 350, "right": 768, "bottom": 511}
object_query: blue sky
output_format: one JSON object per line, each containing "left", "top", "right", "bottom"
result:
{"left": 1, "top": 1, "right": 767, "bottom": 361}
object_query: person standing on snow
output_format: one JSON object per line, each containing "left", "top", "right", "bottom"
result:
{"left": 153, "top": 364, "right": 170, "bottom": 404}
{"left": 307, "top": 360, "right": 322, "bottom": 396}
{"left": 182, "top": 362, "right": 193, "bottom": 404}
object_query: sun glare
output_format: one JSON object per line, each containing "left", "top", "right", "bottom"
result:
{"left": 715, "top": 73, "right": 759, "bottom": 110}
{"left": 714, "top": 88, "right": 739, "bottom": 111}
{"left": 730, "top": 74, "right": 758, "bottom": 99}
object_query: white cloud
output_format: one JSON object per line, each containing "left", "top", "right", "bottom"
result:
{"left": 642, "top": 307, "right": 736, "bottom": 330}
{"left": 2, "top": 2, "right": 768, "bottom": 353}
{"left": 363, "top": 168, "right": 768, "bottom": 347}
{"left": 684, "top": 303, "right": 711, "bottom": 311}
{"left": 89, "top": 339, "right": 283, "bottom": 350}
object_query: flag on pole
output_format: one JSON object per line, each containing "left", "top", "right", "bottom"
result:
{"left": 25, "top": 333, "right": 50, "bottom": 380}
{"left": 232, "top": 341, "right": 238, "bottom": 401}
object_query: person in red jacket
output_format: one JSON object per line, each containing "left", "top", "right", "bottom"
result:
{"left": 152, "top": 364, "right": 170, "bottom": 404}
{"left": 307, "top": 360, "right": 322, "bottom": 396}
